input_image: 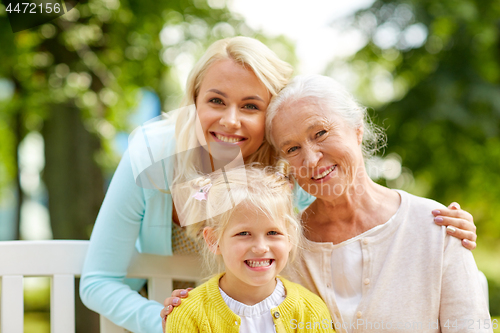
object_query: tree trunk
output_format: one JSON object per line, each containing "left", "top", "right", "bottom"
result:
{"left": 42, "top": 103, "right": 103, "bottom": 332}
{"left": 13, "top": 110, "right": 22, "bottom": 240}
{"left": 42, "top": 103, "right": 104, "bottom": 239}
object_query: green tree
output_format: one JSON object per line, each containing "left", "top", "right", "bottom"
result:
{"left": 330, "top": 0, "right": 500, "bottom": 239}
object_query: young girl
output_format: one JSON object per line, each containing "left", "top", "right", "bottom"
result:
{"left": 165, "top": 166, "right": 335, "bottom": 332}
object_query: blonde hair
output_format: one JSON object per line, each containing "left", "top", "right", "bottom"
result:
{"left": 186, "top": 165, "right": 302, "bottom": 276}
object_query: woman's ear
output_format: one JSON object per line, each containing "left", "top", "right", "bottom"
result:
{"left": 356, "top": 125, "right": 364, "bottom": 145}
{"left": 203, "top": 227, "right": 220, "bottom": 254}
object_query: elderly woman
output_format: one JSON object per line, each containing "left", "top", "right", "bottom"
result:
{"left": 265, "top": 75, "right": 491, "bottom": 332}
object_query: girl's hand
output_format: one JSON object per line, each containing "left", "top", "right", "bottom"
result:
{"left": 160, "top": 288, "right": 193, "bottom": 331}
{"left": 432, "top": 202, "right": 477, "bottom": 250}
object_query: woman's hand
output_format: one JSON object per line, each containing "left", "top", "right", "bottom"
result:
{"left": 432, "top": 202, "right": 477, "bottom": 250}
{"left": 160, "top": 288, "right": 193, "bottom": 331}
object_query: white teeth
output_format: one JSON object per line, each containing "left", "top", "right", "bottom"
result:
{"left": 312, "top": 166, "right": 336, "bottom": 180}
{"left": 246, "top": 260, "right": 271, "bottom": 267}
{"left": 215, "top": 133, "right": 243, "bottom": 143}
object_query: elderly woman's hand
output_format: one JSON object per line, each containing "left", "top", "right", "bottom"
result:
{"left": 432, "top": 202, "right": 477, "bottom": 250}
{"left": 160, "top": 288, "right": 193, "bottom": 331}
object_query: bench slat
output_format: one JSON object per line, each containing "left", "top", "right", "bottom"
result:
{"left": 51, "top": 274, "right": 75, "bottom": 333}
{"left": 148, "top": 277, "right": 173, "bottom": 304}
{"left": 1, "top": 275, "right": 24, "bottom": 333}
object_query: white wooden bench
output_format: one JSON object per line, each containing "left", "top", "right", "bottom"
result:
{"left": 0, "top": 240, "right": 203, "bottom": 333}
{"left": 0, "top": 240, "right": 490, "bottom": 333}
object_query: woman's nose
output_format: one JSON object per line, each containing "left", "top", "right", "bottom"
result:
{"left": 219, "top": 105, "right": 241, "bottom": 129}
{"left": 302, "top": 146, "right": 322, "bottom": 168}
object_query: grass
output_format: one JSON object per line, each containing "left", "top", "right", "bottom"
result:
{"left": 24, "top": 312, "right": 50, "bottom": 333}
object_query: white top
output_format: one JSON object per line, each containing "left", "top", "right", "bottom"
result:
{"left": 220, "top": 278, "right": 286, "bottom": 333}
{"left": 287, "top": 190, "right": 491, "bottom": 333}
{"left": 330, "top": 214, "right": 397, "bottom": 331}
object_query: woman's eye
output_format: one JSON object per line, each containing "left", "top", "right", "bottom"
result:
{"left": 209, "top": 98, "right": 224, "bottom": 105}
{"left": 287, "top": 146, "right": 298, "bottom": 154}
{"left": 243, "top": 104, "right": 258, "bottom": 110}
{"left": 316, "top": 130, "right": 327, "bottom": 138}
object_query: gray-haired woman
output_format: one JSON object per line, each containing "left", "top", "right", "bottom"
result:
{"left": 264, "top": 75, "right": 490, "bottom": 332}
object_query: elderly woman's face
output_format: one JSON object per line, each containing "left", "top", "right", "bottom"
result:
{"left": 272, "top": 100, "right": 364, "bottom": 199}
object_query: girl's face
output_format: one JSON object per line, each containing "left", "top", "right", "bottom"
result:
{"left": 205, "top": 205, "right": 292, "bottom": 297}
{"left": 195, "top": 59, "right": 271, "bottom": 160}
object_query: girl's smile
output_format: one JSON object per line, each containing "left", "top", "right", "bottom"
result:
{"left": 204, "top": 204, "right": 292, "bottom": 305}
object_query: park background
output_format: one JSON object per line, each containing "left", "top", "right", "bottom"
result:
{"left": 0, "top": 0, "right": 499, "bottom": 331}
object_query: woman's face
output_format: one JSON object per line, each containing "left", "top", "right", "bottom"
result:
{"left": 195, "top": 59, "right": 271, "bottom": 160}
{"left": 271, "top": 100, "right": 364, "bottom": 200}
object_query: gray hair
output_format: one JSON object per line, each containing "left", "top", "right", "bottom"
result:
{"left": 266, "top": 75, "right": 386, "bottom": 159}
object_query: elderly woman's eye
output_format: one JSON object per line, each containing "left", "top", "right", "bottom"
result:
{"left": 209, "top": 98, "right": 224, "bottom": 104}
{"left": 316, "top": 130, "right": 327, "bottom": 137}
{"left": 287, "top": 146, "right": 298, "bottom": 154}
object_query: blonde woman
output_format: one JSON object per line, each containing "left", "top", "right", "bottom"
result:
{"left": 80, "top": 37, "right": 477, "bottom": 333}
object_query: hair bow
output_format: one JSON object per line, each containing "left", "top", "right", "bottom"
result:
{"left": 192, "top": 183, "right": 212, "bottom": 201}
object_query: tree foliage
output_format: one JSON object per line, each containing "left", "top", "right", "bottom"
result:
{"left": 333, "top": 0, "right": 500, "bottom": 241}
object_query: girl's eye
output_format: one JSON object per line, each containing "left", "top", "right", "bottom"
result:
{"left": 287, "top": 146, "right": 298, "bottom": 154}
{"left": 209, "top": 98, "right": 224, "bottom": 105}
{"left": 243, "top": 104, "right": 259, "bottom": 111}
{"left": 268, "top": 231, "right": 280, "bottom": 236}
{"left": 236, "top": 231, "right": 249, "bottom": 236}
{"left": 316, "top": 130, "right": 327, "bottom": 138}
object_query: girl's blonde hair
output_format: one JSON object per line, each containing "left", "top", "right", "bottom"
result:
{"left": 186, "top": 164, "right": 302, "bottom": 275}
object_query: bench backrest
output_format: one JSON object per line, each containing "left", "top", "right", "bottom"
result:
{"left": 0, "top": 240, "right": 203, "bottom": 333}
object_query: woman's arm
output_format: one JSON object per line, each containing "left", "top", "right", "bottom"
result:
{"left": 80, "top": 149, "right": 164, "bottom": 333}
{"left": 433, "top": 202, "right": 477, "bottom": 250}
{"left": 439, "top": 233, "right": 492, "bottom": 332}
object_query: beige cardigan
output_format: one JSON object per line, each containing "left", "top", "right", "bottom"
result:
{"left": 286, "top": 190, "right": 492, "bottom": 333}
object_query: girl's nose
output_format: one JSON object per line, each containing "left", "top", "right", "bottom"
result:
{"left": 219, "top": 105, "right": 241, "bottom": 130}
{"left": 251, "top": 238, "right": 269, "bottom": 254}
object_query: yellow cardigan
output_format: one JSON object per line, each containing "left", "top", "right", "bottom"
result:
{"left": 165, "top": 273, "right": 335, "bottom": 332}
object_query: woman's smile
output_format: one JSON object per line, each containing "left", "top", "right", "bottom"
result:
{"left": 211, "top": 131, "right": 247, "bottom": 144}
{"left": 311, "top": 165, "right": 337, "bottom": 181}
